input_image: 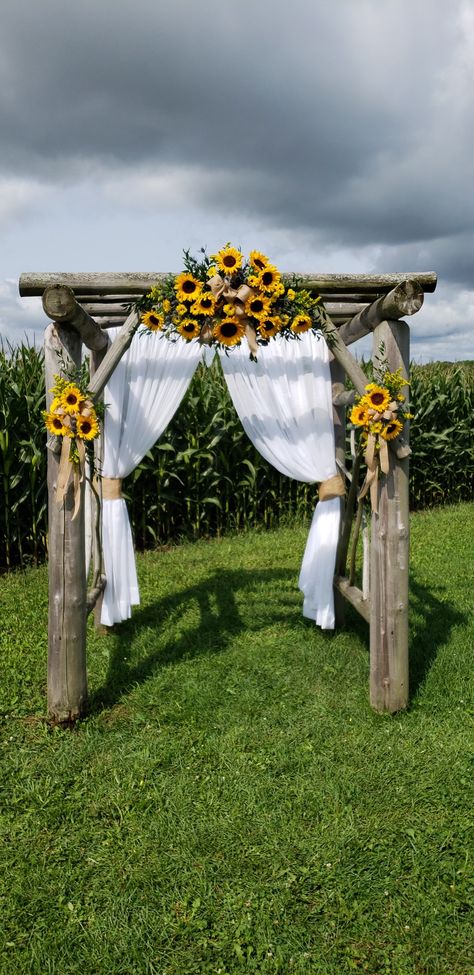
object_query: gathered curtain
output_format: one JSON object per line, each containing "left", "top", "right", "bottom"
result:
{"left": 219, "top": 331, "right": 341, "bottom": 629}
{"left": 100, "top": 330, "right": 202, "bottom": 625}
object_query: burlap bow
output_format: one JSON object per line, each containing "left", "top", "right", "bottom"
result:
{"left": 207, "top": 274, "right": 259, "bottom": 355}
{"left": 357, "top": 400, "right": 399, "bottom": 513}
{"left": 56, "top": 435, "right": 86, "bottom": 520}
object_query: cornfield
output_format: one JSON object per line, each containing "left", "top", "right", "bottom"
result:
{"left": 1, "top": 342, "right": 473, "bottom": 571}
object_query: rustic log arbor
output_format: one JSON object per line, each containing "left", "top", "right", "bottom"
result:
{"left": 19, "top": 269, "right": 437, "bottom": 721}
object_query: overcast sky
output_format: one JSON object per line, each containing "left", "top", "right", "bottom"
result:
{"left": 1, "top": 0, "right": 473, "bottom": 360}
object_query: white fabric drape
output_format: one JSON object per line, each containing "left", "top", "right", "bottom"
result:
{"left": 101, "top": 330, "right": 202, "bottom": 625}
{"left": 219, "top": 331, "right": 341, "bottom": 629}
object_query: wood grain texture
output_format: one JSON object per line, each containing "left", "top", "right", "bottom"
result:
{"left": 42, "top": 285, "right": 108, "bottom": 352}
{"left": 19, "top": 270, "right": 438, "bottom": 297}
{"left": 45, "top": 324, "right": 87, "bottom": 721}
{"left": 369, "top": 320, "right": 410, "bottom": 713}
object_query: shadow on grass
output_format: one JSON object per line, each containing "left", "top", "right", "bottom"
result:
{"left": 88, "top": 564, "right": 466, "bottom": 715}
{"left": 88, "top": 567, "right": 297, "bottom": 713}
{"left": 408, "top": 573, "right": 467, "bottom": 697}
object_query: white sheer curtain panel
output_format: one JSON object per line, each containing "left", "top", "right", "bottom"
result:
{"left": 101, "top": 330, "right": 202, "bottom": 625}
{"left": 219, "top": 331, "right": 341, "bottom": 629}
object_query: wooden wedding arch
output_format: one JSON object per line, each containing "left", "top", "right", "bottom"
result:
{"left": 19, "top": 270, "right": 437, "bottom": 722}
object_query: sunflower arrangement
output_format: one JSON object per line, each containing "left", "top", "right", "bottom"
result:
{"left": 350, "top": 367, "right": 413, "bottom": 511}
{"left": 136, "top": 245, "right": 325, "bottom": 358}
{"left": 43, "top": 370, "right": 101, "bottom": 467}
{"left": 350, "top": 368, "right": 413, "bottom": 446}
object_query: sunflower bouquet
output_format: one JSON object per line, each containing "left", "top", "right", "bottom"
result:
{"left": 44, "top": 374, "right": 100, "bottom": 456}
{"left": 136, "top": 245, "right": 325, "bottom": 358}
{"left": 350, "top": 368, "right": 413, "bottom": 511}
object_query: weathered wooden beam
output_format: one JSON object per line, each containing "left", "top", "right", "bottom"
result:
{"left": 19, "top": 270, "right": 438, "bottom": 297}
{"left": 82, "top": 303, "right": 131, "bottom": 317}
{"left": 329, "top": 357, "right": 347, "bottom": 628}
{"left": 338, "top": 280, "right": 424, "bottom": 347}
{"left": 86, "top": 576, "right": 107, "bottom": 615}
{"left": 88, "top": 308, "right": 140, "bottom": 400}
{"left": 336, "top": 452, "right": 362, "bottom": 578}
{"left": 333, "top": 390, "right": 356, "bottom": 406}
{"left": 334, "top": 577, "right": 370, "bottom": 623}
{"left": 42, "top": 285, "right": 109, "bottom": 353}
{"left": 44, "top": 324, "right": 87, "bottom": 722}
{"left": 370, "top": 319, "right": 410, "bottom": 713}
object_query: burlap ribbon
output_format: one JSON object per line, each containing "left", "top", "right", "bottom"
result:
{"left": 208, "top": 274, "right": 258, "bottom": 355}
{"left": 357, "top": 434, "right": 390, "bottom": 514}
{"left": 102, "top": 477, "right": 123, "bottom": 500}
{"left": 319, "top": 473, "right": 345, "bottom": 501}
{"left": 56, "top": 436, "right": 86, "bottom": 520}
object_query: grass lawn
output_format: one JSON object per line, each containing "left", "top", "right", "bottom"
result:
{"left": 1, "top": 504, "right": 473, "bottom": 975}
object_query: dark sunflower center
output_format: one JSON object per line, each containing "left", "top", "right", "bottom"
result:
{"left": 261, "top": 320, "right": 273, "bottom": 332}
{"left": 183, "top": 281, "right": 196, "bottom": 294}
{"left": 387, "top": 424, "right": 396, "bottom": 434}
{"left": 53, "top": 417, "right": 62, "bottom": 429}
{"left": 254, "top": 258, "right": 265, "bottom": 269}
{"left": 201, "top": 296, "right": 212, "bottom": 308}
{"left": 183, "top": 323, "right": 195, "bottom": 333}
{"left": 149, "top": 314, "right": 159, "bottom": 325}
{"left": 250, "top": 300, "right": 263, "bottom": 313}
{"left": 221, "top": 321, "right": 238, "bottom": 337}
{"left": 81, "top": 421, "right": 92, "bottom": 434}
{"left": 261, "top": 271, "right": 274, "bottom": 286}
{"left": 371, "top": 392, "right": 385, "bottom": 405}
{"left": 66, "top": 393, "right": 78, "bottom": 405}
{"left": 223, "top": 255, "right": 236, "bottom": 268}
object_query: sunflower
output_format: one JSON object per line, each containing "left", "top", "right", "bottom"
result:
{"left": 61, "top": 384, "right": 84, "bottom": 414}
{"left": 364, "top": 385, "right": 391, "bottom": 412}
{"left": 213, "top": 317, "right": 246, "bottom": 347}
{"left": 76, "top": 411, "right": 100, "bottom": 441}
{"left": 214, "top": 246, "right": 243, "bottom": 276}
{"left": 177, "top": 318, "right": 201, "bottom": 341}
{"left": 191, "top": 292, "right": 216, "bottom": 317}
{"left": 290, "top": 313, "right": 312, "bottom": 333}
{"left": 174, "top": 273, "right": 203, "bottom": 302}
{"left": 253, "top": 264, "right": 280, "bottom": 293}
{"left": 286, "top": 288, "right": 296, "bottom": 301}
{"left": 380, "top": 418, "right": 403, "bottom": 441}
{"left": 176, "top": 303, "right": 188, "bottom": 317}
{"left": 350, "top": 403, "right": 370, "bottom": 427}
{"left": 244, "top": 294, "right": 272, "bottom": 321}
{"left": 257, "top": 316, "right": 281, "bottom": 339}
{"left": 142, "top": 310, "right": 165, "bottom": 331}
{"left": 162, "top": 299, "right": 172, "bottom": 313}
{"left": 249, "top": 250, "right": 269, "bottom": 271}
{"left": 44, "top": 410, "right": 71, "bottom": 438}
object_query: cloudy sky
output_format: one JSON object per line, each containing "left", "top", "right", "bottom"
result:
{"left": 1, "top": 0, "right": 473, "bottom": 360}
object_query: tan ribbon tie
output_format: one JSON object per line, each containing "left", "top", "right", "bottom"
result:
{"left": 319, "top": 473, "right": 345, "bottom": 501}
{"left": 208, "top": 275, "right": 259, "bottom": 355}
{"left": 102, "top": 477, "right": 123, "bottom": 500}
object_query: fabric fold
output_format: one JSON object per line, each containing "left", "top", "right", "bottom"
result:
{"left": 218, "top": 331, "right": 340, "bottom": 629}
{"left": 101, "top": 330, "right": 203, "bottom": 625}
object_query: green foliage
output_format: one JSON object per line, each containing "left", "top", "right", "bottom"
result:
{"left": 1, "top": 505, "right": 473, "bottom": 974}
{"left": 409, "top": 361, "right": 474, "bottom": 508}
{"left": 0, "top": 340, "right": 47, "bottom": 569}
{"left": 1, "top": 344, "right": 473, "bottom": 570}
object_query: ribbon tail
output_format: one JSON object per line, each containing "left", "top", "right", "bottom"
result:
{"left": 370, "top": 464, "right": 379, "bottom": 514}
{"left": 56, "top": 437, "right": 73, "bottom": 507}
{"left": 72, "top": 440, "right": 86, "bottom": 521}
{"left": 379, "top": 438, "right": 390, "bottom": 475}
{"left": 245, "top": 321, "right": 258, "bottom": 356}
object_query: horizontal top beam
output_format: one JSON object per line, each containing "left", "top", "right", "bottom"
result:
{"left": 19, "top": 270, "right": 438, "bottom": 298}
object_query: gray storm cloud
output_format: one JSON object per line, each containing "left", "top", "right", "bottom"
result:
{"left": 1, "top": 0, "right": 473, "bottom": 294}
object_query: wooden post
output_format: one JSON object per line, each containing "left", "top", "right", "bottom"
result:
{"left": 44, "top": 323, "right": 87, "bottom": 721}
{"left": 329, "top": 356, "right": 346, "bottom": 627}
{"left": 370, "top": 319, "right": 410, "bottom": 712}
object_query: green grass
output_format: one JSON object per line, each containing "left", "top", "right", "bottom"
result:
{"left": 1, "top": 505, "right": 473, "bottom": 974}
